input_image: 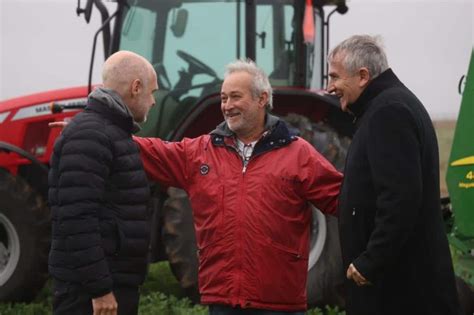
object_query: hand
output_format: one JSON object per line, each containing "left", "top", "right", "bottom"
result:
{"left": 92, "top": 292, "right": 118, "bottom": 315}
{"left": 347, "top": 263, "right": 371, "bottom": 286}
{"left": 48, "top": 121, "right": 68, "bottom": 129}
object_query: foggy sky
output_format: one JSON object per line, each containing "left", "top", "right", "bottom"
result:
{"left": 1, "top": 0, "right": 473, "bottom": 119}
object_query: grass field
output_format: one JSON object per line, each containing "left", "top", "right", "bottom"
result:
{"left": 433, "top": 120, "right": 457, "bottom": 196}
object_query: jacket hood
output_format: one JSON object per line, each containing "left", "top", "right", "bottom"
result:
{"left": 88, "top": 87, "right": 141, "bottom": 133}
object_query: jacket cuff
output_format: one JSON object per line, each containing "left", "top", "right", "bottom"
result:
{"left": 85, "top": 277, "right": 114, "bottom": 298}
{"left": 352, "top": 255, "right": 377, "bottom": 284}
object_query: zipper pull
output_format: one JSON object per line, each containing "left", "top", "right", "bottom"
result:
{"left": 242, "top": 157, "right": 249, "bottom": 174}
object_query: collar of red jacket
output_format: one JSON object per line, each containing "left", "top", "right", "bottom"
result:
{"left": 210, "top": 114, "right": 298, "bottom": 156}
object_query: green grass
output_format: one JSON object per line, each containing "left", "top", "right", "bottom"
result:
{"left": 433, "top": 120, "right": 457, "bottom": 196}
{"left": 140, "top": 261, "right": 185, "bottom": 298}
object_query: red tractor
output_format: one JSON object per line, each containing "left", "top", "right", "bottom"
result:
{"left": 0, "top": 0, "right": 352, "bottom": 307}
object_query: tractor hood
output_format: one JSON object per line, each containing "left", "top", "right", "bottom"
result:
{"left": 0, "top": 86, "right": 90, "bottom": 114}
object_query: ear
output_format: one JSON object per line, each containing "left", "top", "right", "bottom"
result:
{"left": 358, "top": 67, "right": 370, "bottom": 88}
{"left": 258, "top": 91, "right": 269, "bottom": 109}
{"left": 131, "top": 79, "right": 142, "bottom": 97}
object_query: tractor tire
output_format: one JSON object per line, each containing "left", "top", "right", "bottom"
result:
{"left": 161, "top": 187, "right": 200, "bottom": 303}
{"left": 283, "top": 113, "right": 349, "bottom": 308}
{"left": 0, "top": 170, "right": 50, "bottom": 302}
{"left": 306, "top": 214, "right": 345, "bottom": 307}
{"left": 161, "top": 114, "right": 350, "bottom": 307}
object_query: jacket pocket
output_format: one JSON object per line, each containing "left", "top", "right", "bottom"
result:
{"left": 190, "top": 184, "right": 225, "bottom": 248}
{"left": 113, "top": 218, "right": 125, "bottom": 255}
{"left": 254, "top": 237, "right": 307, "bottom": 305}
{"left": 100, "top": 218, "right": 123, "bottom": 256}
{"left": 341, "top": 205, "right": 374, "bottom": 259}
{"left": 196, "top": 237, "right": 230, "bottom": 297}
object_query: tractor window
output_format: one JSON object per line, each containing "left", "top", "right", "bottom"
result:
{"left": 256, "top": 6, "right": 274, "bottom": 73}
{"left": 257, "top": 3, "right": 296, "bottom": 87}
{"left": 119, "top": 0, "right": 302, "bottom": 139}
{"left": 120, "top": 6, "right": 156, "bottom": 61}
{"left": 163, "top": 1, "right": 245, "bottom": 99}
{"left": 310, "top": 7, "right": 324, "bottom": 90}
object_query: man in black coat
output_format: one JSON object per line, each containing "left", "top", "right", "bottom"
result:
{"left": 327, "top": 35, "right": 460, "bottom": 315}
{"left": 48, "top": 51, "right": 158, "bottom": 315}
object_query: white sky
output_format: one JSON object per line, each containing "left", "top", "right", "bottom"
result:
{"left": 1, "top": 0, "right": 473, "bottom": 119}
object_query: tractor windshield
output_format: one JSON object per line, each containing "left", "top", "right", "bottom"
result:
{"left": 118, "top": 0, "right": 318, "bottom": 138}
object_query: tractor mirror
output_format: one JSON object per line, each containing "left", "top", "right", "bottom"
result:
{"left": 76, "top": 0, "right": 94, "bottom": 23}
{"left": 170, "top": 8, "right": 188, "bottom": 38}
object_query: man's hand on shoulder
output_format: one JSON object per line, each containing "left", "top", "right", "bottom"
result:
{"left": 92, "top": 292, "right": 118, "bottom": 315}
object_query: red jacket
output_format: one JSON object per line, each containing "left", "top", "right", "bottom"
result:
{"left": 135, "top": 116, "right": 342, "bottom": 311}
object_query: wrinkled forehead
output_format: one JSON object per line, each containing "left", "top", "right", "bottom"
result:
{"left": 221, "top": 72, "right": 253, "bottom": 93}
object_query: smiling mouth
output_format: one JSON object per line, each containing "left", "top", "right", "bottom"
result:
{"left": 226, "top": 113, "right": 241, "bottom": 119}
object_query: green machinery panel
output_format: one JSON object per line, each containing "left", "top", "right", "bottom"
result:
{"left": 446, "top": 49, "right": 474, "bottom": 287}
{"left": 447, "top": 49, "right": 474, "bottom": 240}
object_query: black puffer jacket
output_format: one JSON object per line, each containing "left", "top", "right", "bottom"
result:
{"left": 48, "top": 88, "right": 150, "bottom": 297}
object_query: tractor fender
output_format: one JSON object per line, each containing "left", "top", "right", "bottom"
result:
{"left": 0, "top": 141, "right": 48, "bottom": 175}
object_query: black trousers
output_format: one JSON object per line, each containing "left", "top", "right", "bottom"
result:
{"left": 53, "top": 281, "right": 139, "bottom": 315}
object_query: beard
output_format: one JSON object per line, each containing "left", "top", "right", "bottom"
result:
{"left": 224, "top": 110, "right": 261, "bottom": 139}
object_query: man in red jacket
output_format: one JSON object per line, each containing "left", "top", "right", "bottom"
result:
{"left": 136, "top": 59, "right": 342, "bottom": 314}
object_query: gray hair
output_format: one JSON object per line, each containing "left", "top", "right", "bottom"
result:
{"left": 224, "top": 59, "right": 273, "bottom": 110}
{"left": 328, "top": 35, "right": 389, "bottom": 79}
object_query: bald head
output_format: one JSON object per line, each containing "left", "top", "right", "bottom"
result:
{"left": 102, "top": 50, "right": 158, "bottom": 123}
{"left": 103, "top": 51, "right": 153, "bottom": 92}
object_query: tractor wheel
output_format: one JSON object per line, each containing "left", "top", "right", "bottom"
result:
{"left": 283, "top": 114, "right": 349, "bottom": 308}
{"left": 307, "top": 122, "right": 349, "bottom": 307}
{"left": 306, "top": 213, "right": 345, "bottom": 307}
{"left": 161, "top": 187, "right": 200, "bottom": 303}
{"left": 0, "top": 170, "right": 50, "bottom": 302}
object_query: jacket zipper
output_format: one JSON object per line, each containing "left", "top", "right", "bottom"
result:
{"left": 222, "top": 142, "right": 246, "bottom": 303}
{"left": 220, "top": 137, "right": 291, "bottom": 305}
{"left": 223, "top": 142, "right": 250, "bottom": 174}
{"left": 242, "top": 158, "right": 249, "bottom": 174}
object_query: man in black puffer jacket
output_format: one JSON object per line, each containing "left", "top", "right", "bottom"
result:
{"left": 48, "top": 51, "right": 158, "bottom": 315}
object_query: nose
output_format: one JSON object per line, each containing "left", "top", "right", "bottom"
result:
{"left": 326, "top": 79, "right": 335, "bottom": 93}
{"left": 221, "top": 99, "right": 232, "bottom": 111}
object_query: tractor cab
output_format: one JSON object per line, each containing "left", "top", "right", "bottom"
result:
{"left": 79, "top": 0, "right": 351, "bottom": 140}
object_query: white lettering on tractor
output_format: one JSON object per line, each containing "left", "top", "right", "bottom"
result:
{"left": 11, "top": 98, "right": 86, "bottom": 121}
{"left": 0, "top": 112, "right": 10, "bottom": 124}
{"left": 12, "top": 103, "right": 52, "bottom": 121}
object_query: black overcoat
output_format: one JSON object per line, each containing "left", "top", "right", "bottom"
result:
{"left": 338, "top": 69, "right": 460, "bottom": 315}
